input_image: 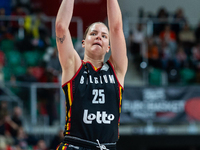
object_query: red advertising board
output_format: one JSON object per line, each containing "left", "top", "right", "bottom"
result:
{"left": 31, "top": 0, "right": 107, "bottom": 37}
{"left": 73, "top": 0, "right": 107, "bottom": 27}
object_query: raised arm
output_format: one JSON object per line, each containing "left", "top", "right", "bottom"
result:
{"left": 55, "top": 0, "right": 81, "bottom": 84}
{"left": 107, "top": 0, "right": 128, "bottom": 87}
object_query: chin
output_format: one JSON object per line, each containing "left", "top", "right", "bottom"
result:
{"left": 91, "top": 47, "right": 102, "bottom": 52}
{"left": 91, "top": 49, "right": 105, "bottom": 55}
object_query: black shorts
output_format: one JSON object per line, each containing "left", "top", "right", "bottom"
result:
{"left": 56, "top": 136, "right": 117, "bottom": 150}
{"left": 56, "top": 142, "right": 91, "bottom": 150}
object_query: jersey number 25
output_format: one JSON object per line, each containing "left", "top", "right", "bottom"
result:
{"left": 92, "top": 89, "right": 105, "bottom": 104}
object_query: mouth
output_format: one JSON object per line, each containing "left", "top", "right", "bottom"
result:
{"left": 93, "top": 42, "right": 102, "bottom": 47}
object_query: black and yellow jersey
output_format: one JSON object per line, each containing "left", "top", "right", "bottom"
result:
{"left": 62, "top": 60, "right": 123, "bottom": 143}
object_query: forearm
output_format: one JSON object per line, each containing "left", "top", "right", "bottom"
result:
{"left": 107, "top": 0, "right": 127, "bottom": 79}
{"left": 56, "top": 0, "right": 75, "bottom": 29}
{"left": 107, "top": 0, "right": 123, "bottom": 31}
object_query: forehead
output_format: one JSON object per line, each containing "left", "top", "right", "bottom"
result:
{"left": 89, "top": 23, "right": 109, "bottom": 34}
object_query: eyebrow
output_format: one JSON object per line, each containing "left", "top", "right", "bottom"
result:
{"left": 91, "top": 30, "right": 108, "bottom": 35}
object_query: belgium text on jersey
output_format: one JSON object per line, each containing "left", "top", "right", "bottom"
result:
{"left": 80, "top": 74, "right": 116, "bottom": 85}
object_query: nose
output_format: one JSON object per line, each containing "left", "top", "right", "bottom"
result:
{"left": 96, "top": 34, "right": 102, "bottom": 40}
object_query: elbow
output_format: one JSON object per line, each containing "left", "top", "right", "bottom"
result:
{"left": 55, "top": 21, "right": 67, "bottom": 34}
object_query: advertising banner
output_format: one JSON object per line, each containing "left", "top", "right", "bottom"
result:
{"left": 121, "top": 86, "right": 200, "bottom": 124}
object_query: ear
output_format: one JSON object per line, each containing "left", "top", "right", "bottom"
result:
{"left": 82, "top": 40, "right": 85, "bottom": 48}
{"left": 106, "top": 45, "right": 110, "bottom": 53}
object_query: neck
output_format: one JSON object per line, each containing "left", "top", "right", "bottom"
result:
{"left": 83, "top": 56, "right": 104, "bottom": 68}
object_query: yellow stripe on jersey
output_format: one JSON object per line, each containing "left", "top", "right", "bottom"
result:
{"left": 119, "top": 86, "right": 122, "bottom": 113}
{"left": 65, "top": 82, "right": 73, "bottom": 134}
{"left": 62, "top": 145, "right": 66, "bottom": 150}
{"left": 118, "top": 85, "right": 123, "bottom": 139}
{"left": 94, "top": 66, "right": 97, "bottom": 71}
{"left": 67, "top": 83, "right": 72, "bottom": 106}
{"left": 56, "top": 143, "right": 61, "bottom": 150}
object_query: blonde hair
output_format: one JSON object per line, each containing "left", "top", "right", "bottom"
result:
{"left": 83, "top": 22, "right": 108, "bottom": 40}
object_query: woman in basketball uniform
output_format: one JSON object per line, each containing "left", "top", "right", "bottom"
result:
{"left": 55, "top": 0, "right": 127, "bottom": 149}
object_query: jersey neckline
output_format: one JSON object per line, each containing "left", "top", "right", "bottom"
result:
{"left": 82, "top": 60, "right": 105, "bottom": 72}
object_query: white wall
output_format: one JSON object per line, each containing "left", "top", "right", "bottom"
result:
{"left": 118, "top": 0, "right": 200, "bottom": 26}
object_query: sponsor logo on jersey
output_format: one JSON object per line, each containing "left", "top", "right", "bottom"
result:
{"left": 83, "top": 109, "right": 115, "bottom": 124}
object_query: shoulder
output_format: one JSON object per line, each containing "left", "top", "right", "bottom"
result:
{"left": 107, "top": 59, "right": 126, "bottom": 88}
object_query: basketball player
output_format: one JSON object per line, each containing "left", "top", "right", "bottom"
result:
{"left": 55, "top": 0, "right": 127, "bottom": 149}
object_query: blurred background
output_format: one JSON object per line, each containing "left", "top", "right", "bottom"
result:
{"left": 1, "top": 0, "right": 200, "bottom": 149}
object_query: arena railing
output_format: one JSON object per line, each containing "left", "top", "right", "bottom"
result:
{"left": 0, "top": 16, "right": 83, "bottom": 40}
{"left": 3, "top": 81, "right": 66, "bottom": 129}
{"left": 0, "top": 83, "right": 23, "bottom": 110}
